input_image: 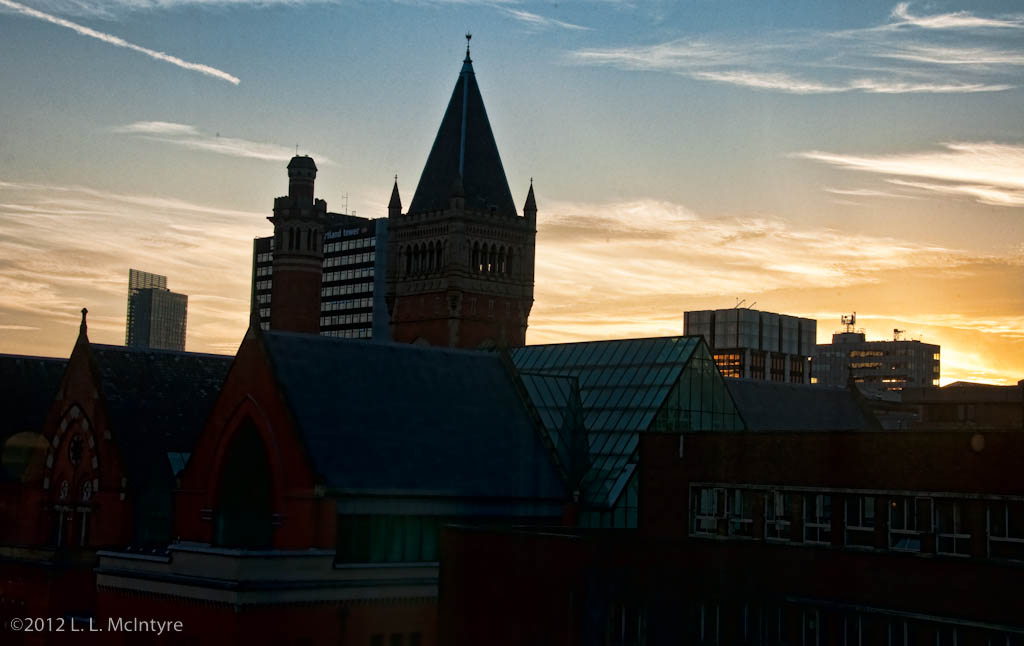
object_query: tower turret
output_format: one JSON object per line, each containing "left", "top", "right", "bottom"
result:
{"left": 269, "top": 155, "right": 328, "bottom": 334}
{"left": 388, "top": 177, "right": 402, "bottom": 219}
{"left": 386, "top": 39, "right": 536, "bottom": 349}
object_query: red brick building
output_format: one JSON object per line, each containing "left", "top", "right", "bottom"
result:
{"left": 440, "top": 427, "right": 1024, "bottom": 644}
{"left": 385, "top": 39, "right": 536, "bottom": 349}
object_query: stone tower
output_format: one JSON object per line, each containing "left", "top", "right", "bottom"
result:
{"left": 386, "top": 39, "right": 536, "bottom": 348}
{"left": 268, "top": 155, "right": 328, "bottom": 334}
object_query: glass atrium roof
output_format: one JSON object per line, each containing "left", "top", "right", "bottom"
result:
{"left": 512, "top": 337, "right": 744, "bottom": 509}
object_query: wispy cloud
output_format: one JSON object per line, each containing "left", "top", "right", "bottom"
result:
{"left": 0, "top": 0, "right": 240, "bottom": 84}
{"left": 888, "top": 2, "right": 1024, "bottom": 30}
{"left": 111, "top": 121, "right": 331, "bottom": 163}
{"left": 569, "top": 3, "right": 1022, "bottom": 94}
{"left": 0, "top": 181, "right": 259, "bottom": 355}
{"left": 526, "top": 198, "right": 1024, "bottom": 384}
{"left": 500, "top": 7, "right": 589, "bottom": 31}
{"left": 795, "top": 142, "right": 1024, "bottom": 208}
{"left": 824, "top": 187, "right": 917, "bottom": 199}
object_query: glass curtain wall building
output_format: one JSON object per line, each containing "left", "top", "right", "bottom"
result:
{"left": 125, "top": 269, "right": 188, "bottom": 351}
{"left": 251, "top": 215, "right": 389, "bottom": 341}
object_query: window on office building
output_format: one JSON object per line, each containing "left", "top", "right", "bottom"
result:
{"left": 692, "top": 487, "right": 724, "bottom": 536}
{"left": 890, "top": 497, "right": 931, "bottom": 552}
{"left": 804, "top": 494, "right": 832, "bottom": 544}
{"left": 935, "top": 500, "right": 970, "bottom": 556}
{"left": 728, "top": 489, "right": 755, "bottom": 538}
{"left": 845, "top": 495, "right": 875, "bottom": 548}
{"left": 766, "top": 491, "right": 791, "bottom": 541}
{"left": 989, "top": 501, "right": 1024, "bottom": 561}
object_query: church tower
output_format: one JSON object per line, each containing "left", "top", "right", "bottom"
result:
{"left": 268, "top": 155, "right": 328, "bottom": 334}
{"left": 386, "top": 37, "right": 536, "bottom": 348}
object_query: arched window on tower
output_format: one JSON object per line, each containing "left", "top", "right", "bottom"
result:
{"left": 404, "top": 246, "right": 412, "bottom": 276}
{"left": 435, "top": 242, "right": 443, "bottom": 272}
{"left": 427, "top": 241, "right": 435, "bottom": 273}
{"left": 313, "top": 230, "right": 319, "bottom": 251}
{"left": 488, "top": 245, "right": 497, "bottom": 274}
{"left": 507, "top": 248, "right": 515, "bottom": 277}
{"left": 498, "top": 247, "right": 507, "bottom": 275}
{"left": 214, "top": 423, "right": 273, "bottom": 549}
{"left": 472, "top": 242, "right": 480, "bottom": 273}
{"left": 288, "top": 228, "right": 295, "bottom": 250}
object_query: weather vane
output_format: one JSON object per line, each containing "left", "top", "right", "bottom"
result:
{"left": 466, "top": 32, "right": 472, "bottom": 57}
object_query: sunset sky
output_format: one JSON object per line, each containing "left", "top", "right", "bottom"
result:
{"left": 1, "top": 0, "right": 1022, "bottom": 384}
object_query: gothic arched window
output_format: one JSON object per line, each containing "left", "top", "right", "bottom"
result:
{"left": 214, "top": 424, "right": 273, "bottom": 549}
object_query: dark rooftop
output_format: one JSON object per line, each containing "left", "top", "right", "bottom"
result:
{"left": 407, "top": 56, "right": 517, "bottom": 217}
{"left": 0, "top": 353, "right": 67, "bottom": 440}
{"left": 726, "top": 379, "right": 878, "bottom": 432}
{"left": 90, "top": 344, "right": 232, "bottom": 488}
{"left": 262, "top": 332, "right": 565, "bottom": 503}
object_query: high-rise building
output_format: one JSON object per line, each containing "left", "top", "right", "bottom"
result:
{"left": 683, "top": 308, "right": 817, "bottom": 383}
{"left": 812, "top": 314, "right": 940, "bottom": 391}
{"left": 385, "top": 37, "right": 536, "bottom": 349}
{"left": 251, "top": 211, "right": 389, "bottom": 341}
{"left": 125, "top": 268, "right": 187, "bottom": 351}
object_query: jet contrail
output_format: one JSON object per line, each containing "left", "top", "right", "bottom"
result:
{"left": 0, "top": 0, "right": 240, "bottom": 85}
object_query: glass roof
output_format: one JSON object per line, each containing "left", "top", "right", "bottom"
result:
{"left": 512, "top": 337, "right": 744, "bottom": 508}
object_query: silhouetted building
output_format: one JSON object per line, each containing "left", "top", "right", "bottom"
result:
{"left": 902, "top": 381, "right": 1024, "bottom": 430}
{"left": 252, "top": 209, "right": 389, "bottom": 340}
{"left": 386, "top": 39, "right": 536, "bottom": 348}
{"left": 0, "top": 311, "right": 230, "bottom": 639}
{"left": 813, "top": 316, "right": 940, "bottom": 391}
{"left": 442, "top": 429, "right": 1024, "bottom": 644}
{"left": 684, "top": 308, "right": 817, "bottom": 383}
{"left": 125, "top": 268, "right": 187, "bottom": 351}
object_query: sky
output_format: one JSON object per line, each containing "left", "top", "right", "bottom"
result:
{"left": 0, "top": 0, "right": 1022, "bottom": 385}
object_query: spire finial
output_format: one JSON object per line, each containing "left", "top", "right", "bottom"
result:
{"left": 80, "top": 307, "right": 88, "bottom": 335}
{"left": 465, "top": 32, "right": 472, "bottom": 62}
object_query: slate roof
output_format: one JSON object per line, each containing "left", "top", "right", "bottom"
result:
{"left": 261, "top": 332, "right": 565, "bottom": 504}
{"left": 0, "top": 353, "right": 67, "bottom": 439}
{"left": 90, "top": 344, "right": 232, "bottom": 488}
{"left": 0, "top": 354, "right": 67, "bottom": 481}
{"left": 407, "top": 55, "right": 518, "bottom": 217}
{"left": 725, "top": 379, "right": 878, "bottom": 432}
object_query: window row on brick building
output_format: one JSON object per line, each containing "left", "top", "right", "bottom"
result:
{"left": 614, "top": 598, "right": 1024, "bottom": 646}
{"left": 690, "top": 484, "right": 1024, "bottom": 561}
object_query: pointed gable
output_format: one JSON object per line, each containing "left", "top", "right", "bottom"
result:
{"left": 407, "top": 55, "right": 517, "bottom": 217}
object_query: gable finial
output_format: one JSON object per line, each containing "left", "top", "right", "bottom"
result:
{"left": 80, "top": 307, "right": 88, "bottom": 335}
{"left": 465, "top": 32, "right": 472, "bottom": 62}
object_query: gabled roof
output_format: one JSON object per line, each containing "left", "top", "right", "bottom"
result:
{"left": 511, "top": 337, "right": 744, "bottom": 508}
{"left": 725, "top": 379, "right": 878, "bottom": 432}
{"left": 0, "top": 354, "right": 67, "bottom": 481}
{"left": 261, "top": 332, "right": 564, "bottom": 505}
{"left": 407, "top": 54, "right": 517, "bottom": 217}
{"left": 0, "top": 353, "right": 67, "bottom": 438}
{"left": 89, "top": 344, "right": 232, "bottom": 488}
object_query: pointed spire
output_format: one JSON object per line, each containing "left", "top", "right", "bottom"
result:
{"left": 388, "top": 176, "right": 402, "bottom": 216}
{"left": 389, "top": 176, "right": 401, "bottom": 208}
{"left": 523, "top": 179, "right": 537, "bottom": 212}
{"left": 408, "top": 40, "right": 517, "bottom": 217}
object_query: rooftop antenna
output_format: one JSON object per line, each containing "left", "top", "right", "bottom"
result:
{"left": 894, "top": 328, "right": 905, "bottom": 341}
{"left": 295, "top": 144, "right": 299, "bottom": 156}
{"left": 748, "top": 301, "right": 757, "bottom": 309}
{"left": 841, "top": 312, "right": 857, "bottom": 333}
{"left": 735, "top": 298, "right": 746, "bottom": 309}
{"left": 342, "top": 193, "right": 349, "bottom": 214}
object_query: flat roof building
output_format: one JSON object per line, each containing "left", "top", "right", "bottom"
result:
{"left": 813, "top": 314, "right": 940, "bottom": 392}
{"left": 683, "top": 308, "right": 817, "bottom": 383}
{"left": 125, "top": 269, "right": 187, "bottom": 351}
{"left": 251, "top": 213, "right": 389, "bottom": 341}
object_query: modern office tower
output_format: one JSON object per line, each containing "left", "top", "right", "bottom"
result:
{"left": 812, "top": 313, "right": 940, "bottom": 391}
{"left": 125, "top": 268, "right": 187, "bottom": 351}
{"left": 683, "top": 308, "right": 817, "bottom": 383}
{"left": 251, "top": 210, "right": 389, "bottom": 341}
